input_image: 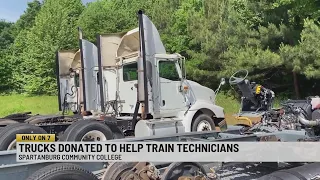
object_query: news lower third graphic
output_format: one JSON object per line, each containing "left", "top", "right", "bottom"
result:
{"left": 16, "top": 134, "right": 55, "bottom": 142}
{"left": 16, "top": 134, "right": 320, "bottom": 163}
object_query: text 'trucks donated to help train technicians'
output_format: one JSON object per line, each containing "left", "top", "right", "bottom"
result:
{"left": 18, "top": 143, "right": 239, "bottom": 153}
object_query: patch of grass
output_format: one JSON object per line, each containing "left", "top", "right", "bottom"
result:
{"left": 216, "top": 93, "right": 240, "bottom": 114}
{"left": 215, "top": 93, "right": 241, "bottom": 125}
{"left": 216, "top": 92, "right": 291, "bottom": 113}
{"left": 273, "top": 97, "right": 289, "bottom": 109}
{"left": 0, "top": 95, "right": 59, "bottom": 117}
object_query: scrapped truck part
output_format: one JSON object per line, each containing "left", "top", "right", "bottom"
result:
{"left": 230, "top": 70, "right": 274, "bottom": 127}
{"left": 230, "top": 69, "right": 320, "bottom": 133}
{"left": 258, "top": 162, "right": 320, "bottom": 180}
{"left": 101, "top": 162, "right": 139, "bottom": 180}
{"left": 160, "top": 162, "right": 208, "bottom": 180}
{"left": 25, "top": 163, "right": 99, "bottom": 180}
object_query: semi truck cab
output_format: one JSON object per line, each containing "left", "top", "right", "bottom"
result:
{"left": 56, "top": 12, "right": 226, "bottom": 137}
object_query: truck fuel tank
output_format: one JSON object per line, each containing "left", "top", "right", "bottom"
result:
{"left": 135, "top": 118, "right": 185, "bottom": 137}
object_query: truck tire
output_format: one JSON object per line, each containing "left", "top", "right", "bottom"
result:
{"left": 191, "top": 114, "right": 215, "bottom": 132}
{"left": 26, "top": 163, "right": 98, "bottom": 180}
{"left": 0, "top": 119, "right": 19, "bottom": 126}
{"left": 3, "top": 112, "right": 32, "bottom": 121}
{"left": 57, "top": 119, "right": 83, "bottom": 141}
{"left": 102, "top": 162, "right": 137, "bottom": 180}
{"left": 162, "top": 162, "right": 207, "bottom": 180}
{"left": 60, "top": 119, "right": 114, "bottom": 141}
{"left": 0, "top": 123, "right": 47, "bottom": 151}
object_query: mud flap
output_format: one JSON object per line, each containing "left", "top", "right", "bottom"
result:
{"left": 103, "top": 117, "right": 125, "bottom": 137}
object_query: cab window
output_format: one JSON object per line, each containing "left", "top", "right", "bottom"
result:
{"left": 159, "top": 61, "right": 180, "bottom": 81}
{"left": 123, "top": 63, "right": 138, "bottom": 81}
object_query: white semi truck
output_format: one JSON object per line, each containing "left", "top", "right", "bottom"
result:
{"left": 0, "top": 11, "right": 226, "bottom": 150}
{"left": 57, "top": 10, "right": 226, "bottom": 136}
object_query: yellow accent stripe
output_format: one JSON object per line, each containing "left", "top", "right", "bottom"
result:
{"left": 16, "top": 134, "right": 55, "bottom": 142}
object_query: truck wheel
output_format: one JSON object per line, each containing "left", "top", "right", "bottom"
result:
{"left": 3, "top": 112, "right": 32, "bottom": 121}
{"left": 0, "top": 123, "right": 47, "bottom": 151}
{"left": 102, "top": 162, "right": 137, "bottom": 180}
{"left": 191, "top": 114, "right": 215, "bottom": 132}
{"left": 61, "top": 119, "right": 114, "bottom": 141}
{"left": 26, "top": 163, "right": 98, "bottom": 180}
{"left": 162, "top": 162, "right": 207, "bottom": 180}
{"left": 57, "top": 119, "right": 83, "bottom": 141}
{"left": 0, "top": 119, "right": 19, "bottom": 126}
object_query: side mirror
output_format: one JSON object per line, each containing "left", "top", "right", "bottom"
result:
{"left": 214, "top": 78, "right": 226, "bottom": 96}
{"left": 220, "top": 78, "right": 226, "bottom": 86}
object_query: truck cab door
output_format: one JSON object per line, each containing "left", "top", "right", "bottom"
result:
{"left": 158, "top": 60, "right": 187, "bottom": 116}
{"left": 119, "top": 61, "right": 139, "bottom": 114}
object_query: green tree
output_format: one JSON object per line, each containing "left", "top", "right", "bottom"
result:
{"left": 18, "top": 0, "right": 84, "bottom": 95}
{"left": 78, "top": 0, "right": 153, "bottom": 42}
{"left": 13, "top": 0, "right": 42, "bottom": 36}
{"left": 281, "top": 19, "right": 320, "bottom": 79}
{"left": 9, "top": 1, "right": 42, "bottom": 92}
{"left": 184, "top": 0, "right": 320, "bottom": 98}
{"left": 0, "top": 20, "right": 15, "bottom": 92}
{"left": 185, "top": 0, "right": 266, "bottom": 89}
{"left": 0, "top": 20, "right": 14, "bottom": 51}
{"left": 245, "top": 0, "right": 320, "bottom": 98}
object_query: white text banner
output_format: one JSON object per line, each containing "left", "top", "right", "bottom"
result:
{"left": 16, "top": 142, "right": 319, "bottom": 162}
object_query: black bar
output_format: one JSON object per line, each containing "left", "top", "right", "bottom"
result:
{"left": 97, "top": 34, "right": 105, "bottom": 113}
{"left": 132, "top": 101, "right": 141, "bottom": 128}
{"left": 79, "top": 38, "right": 87, "bottom": 111}
{"left": 55, "top": 51, "right": 62, "bottom": 111}
{"left": 138, "top": 10, "right": 149, "bottom": 114}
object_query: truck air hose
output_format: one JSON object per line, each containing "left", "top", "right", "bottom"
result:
{"left": 62, "top": 86, "right": 77, "bottom": 116}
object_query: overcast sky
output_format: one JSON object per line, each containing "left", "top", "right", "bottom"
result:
{"left": 0, "top": 0, "right": 95, "bottom": 22}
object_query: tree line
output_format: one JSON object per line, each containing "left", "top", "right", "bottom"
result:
{"left": 0, "top": 0, "right": 320, "bottom": 99}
